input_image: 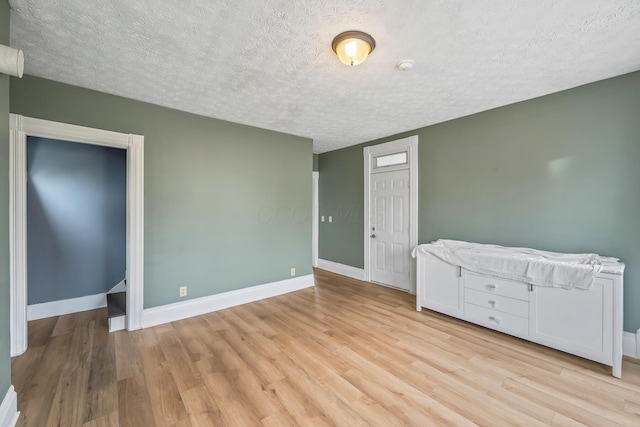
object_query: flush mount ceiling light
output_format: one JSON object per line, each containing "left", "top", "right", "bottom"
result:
{"left": 331, "top": 31, "right": 376, "bottom": 66}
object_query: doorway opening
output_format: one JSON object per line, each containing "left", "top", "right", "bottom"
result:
{"left": 363, "top": 136, "right": 418, "bottom": 293}
{"left": 26, "top": 136, "right": 127, "bottom": 330}
{"left": 9, "top": 115, "right": 144, "bottom": 356}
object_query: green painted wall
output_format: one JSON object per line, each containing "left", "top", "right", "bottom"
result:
{"left": 313, "top": 153, "right": 319, "bottom": 171}
{"left": 0, "top": 0, "right": 11, "bottom": 398}
{"left": 319, "top": 71, "right": 640, "bottom": 332}
{"left": 11, "top": 75, "right": 313, "bottom": 308}
{"left": 318, "top": 147, "right": 363, "bottom": 268}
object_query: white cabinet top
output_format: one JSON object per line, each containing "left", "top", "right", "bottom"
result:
{"left": 413, "top": 239, "right": 625, "bottom": 288}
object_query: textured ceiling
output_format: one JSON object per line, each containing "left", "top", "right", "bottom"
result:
{"left": 9, "top": 0, "right": 640, "bottom": 153}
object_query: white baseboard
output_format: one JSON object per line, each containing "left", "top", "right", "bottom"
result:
{"left": 107, "top": 279, "right": 126, "bottom": 294}
{"left": 0, "top": 386, "right": 19, "bottom": 427}
{"left": 623, "top": 330, "right": 639, "bottom": 358}
{"left": 142, "top": 274, "right": 315, "bottom": 329}
{"left": 27, "top": 293, "right": 107, "bottom": 321}
{"left": 109, "top": 315, "right": 125, "bottom": 332}
{"left": 317, "top": 259, "right": 365, "bottom": 281}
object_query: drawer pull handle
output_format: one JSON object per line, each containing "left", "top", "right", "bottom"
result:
{"left": 488, "top": 300, "right": 496, "bottom": 307}
{"left": 488, "top": 316, "right": 501, "bottom": 325}
{"left": 486, "top": 284, "right": 496, "bottom": 291}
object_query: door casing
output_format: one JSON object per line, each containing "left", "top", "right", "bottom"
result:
{"left": 363, "top": 135, "right": 418, "bottom": 294}
{"left": 312, "top": 171, "right": 319, "bottom": 267}
{"left": 9, "top": 114, "right": 145, "bottom": 356}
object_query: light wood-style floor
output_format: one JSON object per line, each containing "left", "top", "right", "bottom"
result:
{"left": 12, "top": 268, "right": 640, "bottom": 426}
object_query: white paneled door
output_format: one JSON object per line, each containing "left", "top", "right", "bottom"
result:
{"left": 369, "top": 169, "right": 410, "bottom": 290}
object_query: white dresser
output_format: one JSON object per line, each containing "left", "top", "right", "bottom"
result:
{"left": 415, "top": 252, "right": 625, "bottom": 377}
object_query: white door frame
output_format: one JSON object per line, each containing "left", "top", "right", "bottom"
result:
{"left": 312, "top": 171, "right": 319, "bottom": 268}
{"left": 363, "top": 135, "right": 418, "bottom": 294}
{"left": 9, "top": 114, "right": 145, "bottom": 356}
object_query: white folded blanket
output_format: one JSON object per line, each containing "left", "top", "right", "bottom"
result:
{"left": 412, "top": 240, "right": 620, "bottom": 290}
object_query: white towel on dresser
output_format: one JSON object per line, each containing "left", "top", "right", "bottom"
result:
{"left": 412, "top": 239, "right": 619, "bottom": 290}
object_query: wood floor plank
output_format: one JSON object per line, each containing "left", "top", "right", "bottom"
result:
{"left": 502, "top": 377, "right": 625, "bottom": 426}
{"left": 19, "top": 332, "right": 74, "bottom": 402}
{"left": 260, "top": 410, "right": 300, "bottom": 427}
{"left": 624, "top": 400, "right": 640, "bottom": 416}
{"left": 10, "top": 345, "right": 45, "bottom": 397}
{"left": 114, "top": 330, "right": 143, "bottom": 382}
{"left": 550, "top": 412, "right": 589, "bottom": 427}
{"left": 46, "top": 319, "right": 95, "bottom": 427}
{"left": 199, "top": 370, "right": 264, "bottom": 427}
{"left": 218, "top": 327, "right": 285, "bottom": 385}
{"left": 221, "top": 368, "right": 282, "bottom": 419}
{"left": 188, "top": 413, "right": 225, "bottom": 427}
{"left": 509, "top": 375, "right": 640, "bottom": 426}
{"left": 133, "top": 327, "right": 159, "bottom": 349}
{"left": 342, "top": 366, "right": 468, "bottom": 426}
{"left": 171, "top": 317, "right": 215, "bottom": 362}
{"left": 16, "top": 394, "right": 55, "bottom": 427}
{"left": 117, "top": 373, "right": 155, "bottom": 427}
{"left": 139, "top": 344, "right": 189, "bottom": 426}
{"left": 155, "top": 324, "right": 204, "bottom": 393}
{"left": 271, "top": 351, "right": 371, "bottom": 427}
{"left": 82, "top": 411, "right": 119, "bottom": 427}
{"left": 84, "top": 326, "right": 118, "bottom": 424}
{"left": 234, "top": 302, "right": 280, "bottom": 338}
{"left": 12, "top": 268, "right": 640, "bottom": 426}
{"left": 26, "top": 316, "right": 58, "bottom": 347}
{"left": 200, "top": 311, "right": 231, "bottom": 332}
{"left": 265, "top": 378, "right": 331, "bottom": 427}
{"left": 560, "top": 368, "right": 640, "bottom": 403}
{"left": 51, "top": 310, "right": 97, "bottom": 337}
{"left": 180, "top": 384, "right": 227, "bottom": 426}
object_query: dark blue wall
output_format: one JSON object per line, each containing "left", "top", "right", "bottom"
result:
{"left": 27, "top": 137, "right": 126, "bottom": 304}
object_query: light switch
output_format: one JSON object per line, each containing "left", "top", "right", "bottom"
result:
{"left": 329, "top": 216, "right": 333, "bottom": 223}
{"left": 321, "top": 216, "right": 325, "bottom": 222}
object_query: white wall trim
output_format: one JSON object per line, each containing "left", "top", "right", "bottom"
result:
{"left": 126, "top": 134, "right": 145, "bottom": 331}
{"left": 109, "top": 315, "right": 126, "bottom": 332}
{"left": 623, "top": 330, "right": 640, "bottom": 359}
{"left": 363, "top": 135, "right": 419, "bottom": 294}
{"left": 9, "top": 116, "right": 27, "bottom": 357}
{"left": 317, "top": 259, "right": 365, "bottom": 281}
{"left": 9, "top": 114, "right": 145, "bottom": 356}
{"left": 312, "top": 171, "right": 319, "bottom": 268}
{"left": 0, "top": 386, "right": 19, "bottom": 427}
{"left": 142, "top": 274, "right": 315, "bottom": 329}
{"left": 27, "top": 293, "right": 107, "bottom": 321}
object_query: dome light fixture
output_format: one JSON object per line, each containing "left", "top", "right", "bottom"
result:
{"left": 332, "top": 30, "right": 376, "bottom": 67}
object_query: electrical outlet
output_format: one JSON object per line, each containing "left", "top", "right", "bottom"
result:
{"left": 290, "top": 267, "right": 296, "bottom": 277}
{"left": 179, "top": 286, "right": 187, "bottom": 297}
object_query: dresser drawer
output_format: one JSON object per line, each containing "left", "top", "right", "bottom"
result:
{"left": 464, "top": 303, "right": 529, "bottom": 335}
{"left": 464, "top": 288, "right": 529, "bottom": 318}
{"left": 464, "top": 273, "right": 529, "bottom": 301}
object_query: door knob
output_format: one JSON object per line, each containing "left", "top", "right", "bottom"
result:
{"left": 370, "top": 234, "right": 376, "bottom": 238}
